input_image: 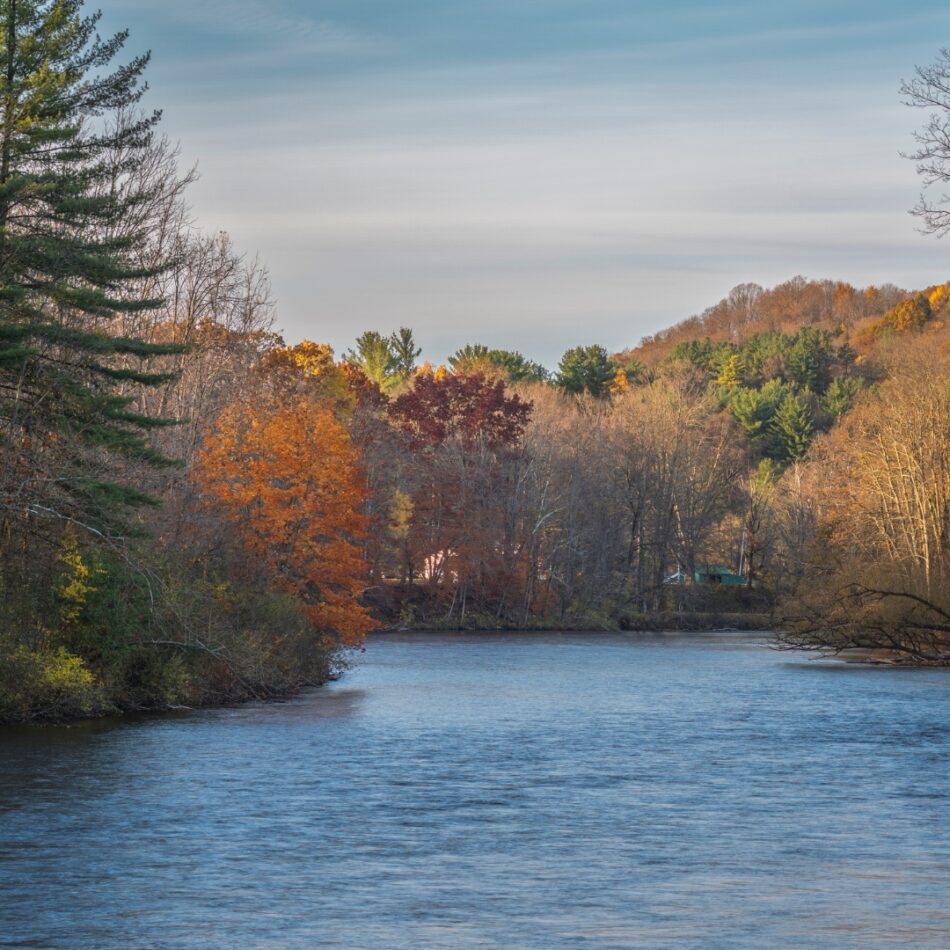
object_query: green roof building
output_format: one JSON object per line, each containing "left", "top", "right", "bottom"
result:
{"left": 694, "top": 565, "right": 746, "bottom": 586}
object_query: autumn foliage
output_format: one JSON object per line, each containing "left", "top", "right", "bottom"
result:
{"left": 380, "top": 370, "right": 534, "bottom": 621}
{"left": 778, "top": 329, "right": 950, "bottom": 661}
{"left": 388, "top": 370, "right": 531, "bottom": 448}
{"left": 259, "top": 340, "right": 385, "bottom": 413}
{"left": 196, "top": 396, "right": 374, "bottom": 648}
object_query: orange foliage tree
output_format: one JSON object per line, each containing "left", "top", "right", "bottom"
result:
{"left": 195, "top": 396, "right": 374, "bottom": 648}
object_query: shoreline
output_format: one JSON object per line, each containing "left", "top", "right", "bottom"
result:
{"left": 376, "top": 611, "right": 775, "bottom": 635}
{"left": 13, "top": 623, "right": 948, "bottom": 728}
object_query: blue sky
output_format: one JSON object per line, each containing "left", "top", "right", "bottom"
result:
{"left": 105, "top": 0, "right": 950, "bottom": 366}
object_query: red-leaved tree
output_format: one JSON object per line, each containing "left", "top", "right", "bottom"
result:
{"left": 386, "top": 372, "right": 532, "bottom": 622}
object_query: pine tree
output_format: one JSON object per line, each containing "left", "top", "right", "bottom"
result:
{"left": 555, "top": 344, "right": 618, "bottom": 398}
{"left": 822, "top": 376, "right": 862, "bottom": 424}
{"left": 388, "top": 327, "right": 421, "bottom": 381}
{"left": 447, "top": 343, "right": 548, "bottom": 383}
{"left": 344, "top": 331, "right": 398, "bottom": 390}
{"left": 729, "top": 379, "right": 787, "bottom": 444}
{"left": 770, "top": 391, "right": 813, "bottom": 462}
{"left": 786, "top": 328, "right": 833, "bottom": 393}
{"left": 0, "top": 0, "right": 183, "bottom": 536}
{"left": 729, "top": 386, "right": 770, "bottom": 441}
{"left": 484, "top": 349, "right": 549, "bottom": 384}
{"left": 448, "top": 343, "right": 492, "bottom": 374}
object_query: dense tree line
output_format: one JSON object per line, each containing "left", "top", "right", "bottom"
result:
{"left": 295, "top": 260, "right": 950, "bottom": 658}
{"left": 343, "top": 297, "right": 947, "bottom": 657}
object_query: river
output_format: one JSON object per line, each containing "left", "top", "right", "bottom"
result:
{"left": 1, "top": 631, "right": 949, "bottom": 948}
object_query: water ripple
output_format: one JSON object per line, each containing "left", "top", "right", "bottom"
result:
{"left": 1, "top": 631, "right": 948, "bottom": 948}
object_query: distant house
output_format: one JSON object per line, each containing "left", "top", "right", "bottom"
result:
{"left": 694, "top": 565, "right": 746, "bottom": 586}
{"left": 663, "top": 570, "right": 690, "bottom": 586}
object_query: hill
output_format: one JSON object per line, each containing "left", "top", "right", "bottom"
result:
{"left": 617, "top": 276, "right": 944, "bottom": 366}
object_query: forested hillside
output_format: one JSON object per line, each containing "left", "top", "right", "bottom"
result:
{"left": 622, "top": 277, "right": 908, "bottom": 364}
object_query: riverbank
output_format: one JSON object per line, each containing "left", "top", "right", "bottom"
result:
{"left": 0, "top": 643, "right": 342, "bottom": 727}
{"left": 2, "top": 619, "right": 773, "bottom": 726}
{"left": 381, "top": 611, "right": 775, "bottom": 634}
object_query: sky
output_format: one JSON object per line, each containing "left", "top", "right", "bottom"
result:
{"left": 103, "top": 0, "right": 950, "bottom": 367}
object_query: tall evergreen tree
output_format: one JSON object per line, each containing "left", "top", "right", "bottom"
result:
{"left": 486, "top": 349, "right": 549, "bottom": 384}
{"left": 821, "top": 375, "right": 862, "bottom": 424}
{"left": 448, "top": 343, "right": 491, "bottom": 373}
{"left": 729, "top": 386, "right": 771, "bottom": 442}
{"left": 555, "top": 344, "right": 618, "bottom": 398}
{"left": 728, "top": 379, "right": 786, "bottom": 444}
{"left": 448, "top": 343, "right": 549, "bottom": 383}
{"left": 344, "top": 330, "right": 399, "bottom": 391}
{"left": 770, "top": 391, "right": 813, "bottom": 462}
{"left": 0, "top": 0, "right": 183, "bottom": 537}
{"left": 786, "top": 328, "right": 833, "bottom": 394}
{"left": 388, "top": 326, "right": 421, "bottom": 381}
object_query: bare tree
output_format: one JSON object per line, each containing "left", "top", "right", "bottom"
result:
{"left": 901, "top": 48, "right": 950, "bottom": 234}
{"left": 778, "top": 330, "right": 950, "bottom": 662}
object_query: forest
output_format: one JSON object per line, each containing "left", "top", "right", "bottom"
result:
{"left": 1, "top": 2, "right": 948, "bottom": 722}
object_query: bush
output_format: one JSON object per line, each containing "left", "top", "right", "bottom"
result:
{"left": 115, "top": 649, "right": 197, "bottom": 711}
{"left": 0, "top": 644, "right": 107, "bottom": 722}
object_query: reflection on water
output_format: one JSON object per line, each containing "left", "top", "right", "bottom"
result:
{"left": 1, "top": 631, "right": 949, "bottom": 948}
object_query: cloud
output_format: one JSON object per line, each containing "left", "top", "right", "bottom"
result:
{"left": 104, "top": 0, "right": 950, "bottom": 364}
{"left": 113, "top": 0, "right": 381, "bottom": 63}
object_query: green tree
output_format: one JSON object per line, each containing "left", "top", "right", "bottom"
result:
{"left": 555, "top": 344, "right": 618, "bottom": 398}
{"left": 448, "top": 343, "right": 491, "bottom": 374}
{"left": 389, "top": 326, "right": 421, "bottom": 381}
{"left": 0, "top": 0, "right": 183, "bottom": 536}
{"left": 620, "top": 357, "right": 646, "bottom": 385}
{"left": 739, "top": 331, "right": 785, "bottom": 383}
{"left": 484, "top": 349, "right": 549, "bottom": 384}
{"left": 769, "top": 391, "right": 813, "bottom": 462}
{"left": 344, "top": 330, "right": 399, "bottom": 391}
{"left": 668, "top": 338, "right": 716, "bottom": 372}
{"left": 786, "top": 328, "right": 834, "bottom": 394}
{"left": 821, "top": 375, "right": 862, "bottom": 424}
{"left": 730, "top": 385, "right": 774, "bottom": 442}
{"left": 448, "top": 344, "right": 549, "bottom": 384}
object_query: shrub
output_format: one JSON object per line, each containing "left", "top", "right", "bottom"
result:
{"left": 0, "top": 644, "right": 106, "bottom": 722}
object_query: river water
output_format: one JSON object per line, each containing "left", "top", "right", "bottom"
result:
{"left": 1, "top": 631, "right": 949, "bottom": 948}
